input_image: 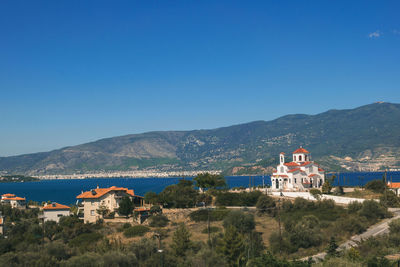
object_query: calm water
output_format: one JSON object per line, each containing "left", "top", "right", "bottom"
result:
{"left": 0, "top": 176, "right": 268, "bottom": 205}
{"left": 0, "top": 171, "right": 399, "bottom": 205}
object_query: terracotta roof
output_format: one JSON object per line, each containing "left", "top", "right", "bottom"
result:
{"left": 284, "top": 162, "right": 299, "bottom": 167}
{"left": 76, "top": 186, "right": 135, "bottom": 199}
{"left": 0, "top": 217, "right": 3, "bottom": 224}
{"left": 43, "top": 202, "right": 70, "bottom": 210}
{"left": 318, "top": 168, "right": 325, "bottom": 172}
{"left": 288, "top": 168, "right": 301, "bottom": 173}
{"left": 272, "top": 175, "right": 289, "bottom": 178}
{"left": 388, "top": 182, "right": 400, "bottom": 189}
{"left": 3, "top": 197, "right": 25, "bottom": 201}
{"left": 299, "top": 161, "right": 312, "bottom": 166}
{"left": 280, "top": 152, "right": 285, "bottom": 155}
{"left": 134, "top": 207, "right": 151, "bottom": 212}
{"left": 309, "top": 174, "right": 317, "bottom": 177}
{"left": 2, "top": 193, "right": 16, "bottom": 197}
{"left": 293, "top": 147, "right": 310, "bottom": 154}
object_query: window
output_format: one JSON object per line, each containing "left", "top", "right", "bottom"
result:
{"left": 305, "top": 155, "right": 308, "bottom": 161}
{"left": 295, "top": 178, "right": 297, "bottom": 183}
{"left": 57, "top": 214, "right": 63, "bottom": 217}
{"left": 294, "top": 156, "right": 297, "bottom": 161}
{"left": 90, "top": 210, "right": 95, "bottom": 216}
{"left": 299, "top": 155, "right": 302, "bottom": 161}
{"left": 91, "top": 201, "right": 95, "bottom": 206}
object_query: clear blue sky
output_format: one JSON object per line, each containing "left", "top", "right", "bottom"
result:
{"left": 1, "top": 1, "right": 399, "bottom": 156}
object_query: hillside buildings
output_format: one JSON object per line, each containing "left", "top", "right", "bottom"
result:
{"left": 271, "top": 147, "right": 325, "bottom": 191}
{"left": 1, "top": 193, "right": 26, "bottom": 209}
{"left": 42, "top": 202, "right": 71, "bottom": 222}
{"left": 76, "top": 186, "right": 146, "bottom": 223}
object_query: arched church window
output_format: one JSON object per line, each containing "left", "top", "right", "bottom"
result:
{"left": 299, "top": 155, "right": 302, "bottom": 161}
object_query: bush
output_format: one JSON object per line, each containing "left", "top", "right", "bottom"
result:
{"left": 123, "top": 225, "right": 150, "bottom": 238}
{"left": 389, "top": 219, "right": 400, "bottom": 234}
{"left": 358, "top": 200, "right": 389, "bottom": 222}
{"left": 69, "top": 232, "right": 103, "bottom": 248}
{"left": 189, "top": 208, "right": 230, "bottom": 222}
{"left": 379, "top": 191, "right": 400, "bottom": 207}
{"left": 256, "top": 195, "right": 276, "bottom": 215}
{"left": 310, "top": 188, "right": 322, "bottom": 200}
{"left": 223, "top": 210, "right": 255, "bottom": 234}
{"left": 348, "top": 201, "right": 363, "bottom": 213}
{"left": 215, "top": 191, "right": 262, "bottom": 206}
{"left": 365, "top": 180, "right": 386, "bottom": 193}
{"left": 201, "top": 226, "right": 221, "bottom": 234}
{"left": 149, "top": 215, "right": 169, "bottom": 227}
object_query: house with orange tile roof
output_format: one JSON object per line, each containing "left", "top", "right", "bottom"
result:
{"left": 387, "top": 182, "right": 400, "bottom": 196}
{"left": 271, "top": 147, "right": 325, "bottom": 191}
{"left": 42, "top": 202, "right": 71, "bottom": 223}
{"left": 1, "top": 193, "right": 26, "bottom": 209}
{"left": 76, "top": 186, "right": 145, "bottom": 223}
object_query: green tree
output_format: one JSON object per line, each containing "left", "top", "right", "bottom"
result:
{"left": 44, "top": 220, "right": 61, "bottom": 241}
{"left": 310, "top": 188, "right": 322, "bottom": 200}
{"left": 194, "top": 173, "right": 227, "bottom": 191}
{"left": 217, "top": 225, "right": 245, "bottom": 266}
{"left": 326, "top": 236, "right": 339, "bottom": 257}
{"left": 144, "top": 191, "right": 159, "bottom": 205}
{"left": 322, "top": 180, "right": 332, "bottom": 194}
{"left": 171, "top": 223, "right": 192, "bottom": 257}
{"left": 118, "top": 197, "right": 134, "bottom": 218}
{"left": 365, "top": 180, "right": 386, "bottom": 193}
{"left": 256, "top": 195, "right": 276, "bottom": 215}
{"left": 223, "top": 210, "right": 255, "bottom": 234}
{"left": 159, "top": 179, "right": 199, "bottom": 208}
{"left": 96, "top": 205, "right": 110, "bottom": 218}
{"left": 379, "top": 190, "right": 400, "bottom": 207}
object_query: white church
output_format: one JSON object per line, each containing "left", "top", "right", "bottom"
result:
{"left": 271, "top": 147, "right": 325, "bottom": 191}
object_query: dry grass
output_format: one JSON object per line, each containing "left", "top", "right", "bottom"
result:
{"left": 344, "top": 188, "right": 382, "bottom": 199}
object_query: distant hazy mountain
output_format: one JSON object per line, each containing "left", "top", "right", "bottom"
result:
{"left": 1, "top": 102, "right": 400, "bottom": 175}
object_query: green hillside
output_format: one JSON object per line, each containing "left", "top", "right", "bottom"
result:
{"left": 1, "top": 102, "right": 399, "bottom": 175}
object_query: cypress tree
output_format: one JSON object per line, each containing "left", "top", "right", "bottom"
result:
{"left": 217, "top": 225, "right": 245, "bottom": 266}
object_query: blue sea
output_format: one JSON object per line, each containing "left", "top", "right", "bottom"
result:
{"left": 0, "top": 171, "right": 399, "bottom": 205}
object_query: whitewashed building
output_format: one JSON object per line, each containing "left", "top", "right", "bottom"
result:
{"left": 76, "top": 186, "right": 146, "bottom": 223}
{"left": 43, "top": 202, "right": 71, "bottom": 223}
{"left": 271, "top": 147, "right": 325, "bottom": 191}
{"left": 1, "top": 193, "right": 26, "bottom": 209}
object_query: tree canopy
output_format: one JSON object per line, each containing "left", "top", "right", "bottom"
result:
{"left": 194, "top": 173, "right": 227, "bottom": 191}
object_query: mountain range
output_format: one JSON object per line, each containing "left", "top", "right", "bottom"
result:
{"left": 1, "top": 102, "right": 400, "bottom": 176}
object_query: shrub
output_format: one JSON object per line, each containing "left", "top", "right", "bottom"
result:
{"left": 69, "top": 232, "right": 103, "bottom": 248}
{"left": 389, "top": 218, "right": 400, "bottom": 234}
{"left": 215, "top": 191, "right": 262, "bottom": 206}
{"left": 223, "top": 210, "right": 255, "bottom": 234}
{"left": 256, "top": 195, "right": 276, "bottom": 215}
{"left": 379, "top": 191, "right": 400, "bottom": 208}
{"left": 123, "top": 225, "right": 150, "bottom": 238}
{"left": 322, "top": 180, "right": 332, "bottom": 194}
{"left": 365, "top": 180, "right": 386, "bottom": 193}
{"left": 201, "top": 226, "right": 221, "bottom": 234}
{"left": 348, "top": 201, "right": 363, "bottom": 213}
{"left": 149, "top": 205, "right": 162, "bottom": 215}
{"left": 149, "top": 215, "right": 169, "bottom": 227}
{"left": 189, "top": 208, "right": 230, "bottom": 222}
{"left": 310, "top": 188, "right": 322, "bottom": 200}
{"left": 358, "top": 200, "right": 388, "bottom": 222}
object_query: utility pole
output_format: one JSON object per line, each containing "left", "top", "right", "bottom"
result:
{"left": 277, "top": 198, "right": 282, "bottom": 256}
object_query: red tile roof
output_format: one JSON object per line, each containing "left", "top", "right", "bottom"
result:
{"left": 318, "top": 168, "right": 325, "bottom": 172}
{"left": 293, "top": 147, "right": 310, "bottom": 154}
{"left": 309, "top": 174, "right": 317, "bottom": 177}
{"left": 288, "top": 168, "right": 301, "bottom": 173}
{"left": 388, "top": 182, "right": 400, "bottom": 189}
{"left": 43, "top": 203, "right": 70, "bottom": 210}
{"left": 76, "top": 186, "right": 136, "bottom": 199}
{"left": 0, "top": 217, "right": 3, "bottom": 224}
{"left": 280, "top": 152, "right": 285, "bottom": 155}
{"left": 2, "top": 193, "right": 16, "bottom": 198}
{"left": 284, "top": 162, "right": 299, "bottom": 167}
{"left": 272, "top": 175, "right": 289, "bottom": 178}
{"left": 3, "top": 197, "right": 25, "bottom": 201}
